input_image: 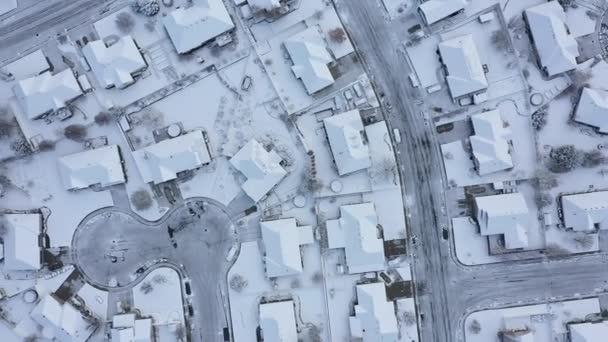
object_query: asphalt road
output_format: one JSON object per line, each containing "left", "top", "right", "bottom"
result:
{"left": 0, "top": 0, "right": 122, "bottom": 62}
{"left": 72, "top": 198, "right": 237, "bottom": 342}
{"left": 334, "top": 1, "right": 608, "bottom": 342}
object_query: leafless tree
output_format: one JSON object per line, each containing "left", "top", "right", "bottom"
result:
{"left": 115, "top": 12, "right": 136, "bottom": 33}
{"left": 64, "top": 124, "right": 88, "bottom": 142}
{"left": 328, "top": 28, "right": 347, "bottom": 43}
{"left": 468, "top": 319, "right": 481, "bottom": 334}
{"left": 229, "top": 274, "right": 248, "bottom": 292}
{"left": 94, "top": 111, "right": 114, "bottom": 126}
{"left": 131, "top": 189, "right": 153, "bottom": 211}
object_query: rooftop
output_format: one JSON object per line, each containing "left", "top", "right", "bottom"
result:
{"left": 133, "top": 130, "right": 211, "bottom": 185}
{"left": 524, "top": 1, "right": 579, "bottom": 77}
{"left": 82, "top": 36, "right": 147, "bottom": 89}
{"left": 163, "top": 0, "right": 235, "bottom": 54}
{"left": 284, "top": 25, "right": 335, "bottom": 95}
{"left": 12, "top": 69, "right": 83, "bottom": 120}
{"left": 574, "top": 87, "right": 608, "bottom": 133}
{"left": 259, "top": 301, "right": 298, "bottom": 342}
{"left": 349, "top": 282, "right": 398, "bottom": 342}
{"left": 229, "top": 138, "right": 287, "bottom": 202}
{"left": 323, "top": 109, "right": 371, "bottom": 176}
{"left": 58, "top": 145, "right": 126, "bottom": 190}
{"left": 1, "top": 213, "right": 41, "bottom": 271}
{"left": 438, "top": 34, "right": 488, "bottom": 100}
{"left": 326, "top": 203, "right": 386, "bottom": 274}
{"left": 561, "top": 191, "right": 608, "bottom": 232}
{"left": 418, "top": 0, "right": 468, "bottom": 25}
{"left": 475, "top": 193, "right": 531, "bottom": 250}
{"left": 260, "top": 218, "right": 314, "bottom": 278}
{"left": 470, "top": 109, "right": 513, "bottom": 175}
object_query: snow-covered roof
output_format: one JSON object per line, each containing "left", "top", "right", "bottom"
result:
{"left": 133, "top": 130, "right": 211, "bottom": 184}
{"left": 475, "top": 193, "right": 531, "bottom": 249}
{"left": 470, "top": 109, "right": 513, "bottom": 175}
{"left": 248, "top": 0, "right": 281, "bottom": 12}
{"left": 163, "top": 0, "right": 235, "bottom": 54}
{"left": 111, "top": 314, "right": 152, "bottom": 342}
{"left": 524, "top": 1, "right": 579, "bottom": 77}
{"left": 562, "top": 191, "right": 608, "bottom": 231}
{"left": 82, "top": 36, "right": 147, "bottom": 89}
{"left": 327, "top": 203, "right": 386, "bottom": 274}
{"left": 12, "top": 69, "right": 83, "bottom": 120}
{"left": 229, "top": 139, "right": 287, "bottom": 202}
{"left": 438, "top": 34, "right": 488, "bottom": 100}
{"left": 2, "top": 213, "right": 41, "bottom": 271}
{"left": 323, "top": 110, "right": 371, "bottom": 176}
{"left": 569, "top": 321, "right": 608, "bottom": 342}
{"left": 31, "top": 295, "right": 94, "bottom": 342}
{"left": 260, "top": 218, "right": 314, "bottom": 278}
{"left": 259, "top": 301, "right": 297, "bottom": 342}
{"left": 284, "top": 25, "right": 335, "bottom": 95}
{"left": 58, "top": 145, "right": 126, "bottom": 190}
{"left": 574, "top": 88, "right": 608, "bottom": 133}
{"left": 418, "top": 0, "right": 468, "bottom": 25}
{"left": 349, "top": 283, "right": 398, "bottom": 342}
{"left": 3, "top": 49, "right": 50, "bottom": 79}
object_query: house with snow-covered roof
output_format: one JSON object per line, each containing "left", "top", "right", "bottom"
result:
{"left": 568, "top": 321, "right": 608, "bottom": 342}
{"left": 31, "top": 294, "right": 95, "bottom": 342}
{"left": 110, "top": 313, "right": 153, "bottom": 342}
{"left": 246, "top": 0, "right": 283, "bottom": 13}
{"left": 82, "top": 36, "right": 147, "bottom": 89}
{"left": 133, "top": 130, "right": 211, "bottom": 185}
{"left": 438, "top": 34, "right": 488, "bottom": 101}
{"left": 326, "top": 203, "right": 386, "bottom": 274}
{"left": 230, "top": 138, "right": 287, "bottom": 202}
{"left": 418, "top": 0, "right": 468, "bottom": 25}
{"left": 1, "top": 213, "right": 41, "bottom": 271}
{"left": 574, "top": 88, "right": 608, "bottom": 134}
{"left": 284, "top": 25, "right": 335, "bottom": 95}
{"left": 561, "top": 191, "right": 608, "bottom": 232}
{"left": 260, "top": 218, "right": 314, "bottom": 278}
{"left": 524, "top": 1, "right": 579, "bottom": 77}
{"left": 470, "top": 109, "right": 513, "bottom": 175}
{"left": 475, "top": 193, "right": 531, "bottom": 250}
{"left": 323, "top": 109, "right": 371, "bottom": 176}
{"left": 163, "top": 0, "right": 235, "bottom": 54}
{"left": 349, "top": 282, "right": 398, "bottom": 342}
{"left": 12, "top": 69, "right": 83, "bottom": 120}
{"left": 58, "top": 145, "right": 126, "bottom": 190}
{"left": 259, "top": 301, "right": 297, "bottom": 342}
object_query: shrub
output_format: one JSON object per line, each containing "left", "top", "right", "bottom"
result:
{"left": 37, "top": 140, "right": 56, "bottom": 152}
{"left": 94, "top": 111, "right": 114, "bottom": 126}
{"left": 328, "top": 28, "right": 347, "bottom": 43}
{"left": 131, "top": 189, "right": 153, "bottom": 211}
{"left": 115, "top": 12, "right": 135, "bottom": 33}
{"left": 548, "top": 145, "right": 581, "bottom": 173}
{"left": 64, "top": 124, "right": 88, "bottom": 142}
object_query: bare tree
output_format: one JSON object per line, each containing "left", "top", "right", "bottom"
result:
{"left": 115, "top": 12, "right": 135, "bottom": 33}
{"left": 490, "top": 30, "right": 512, "bottom": 52}
{"left": 64, "top": 124, "right": 88, "bottom": 142}
{"left": 229, "top": 274, "right": 248, "bottom": 292}
{"left": 131, "top": 189, "right": 153, "bottom": 211}
{"left": 573, "top": 233, "right": 595, "bottom": 250}
{"left": 140, "top": 282, "right": 153, "bottom": 294}
{"left": 328, "top": 28, "right": 347, "bottom": 43}
{"left": 400, "top": 310, "right": 417, "bottom": 327}
{"left": 37, "top": 140, "right": 56, "bottom": 152}
{"left": 468, "top": 319, "right": 481, "bottom": 334}
{"left": 548, "top": 145, "right": 581, "bottom": 173}
{"left": 94, "top": 111, "right": 114, "bottom": 126}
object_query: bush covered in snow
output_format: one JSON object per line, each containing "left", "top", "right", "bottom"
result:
{"left": 131, "top": 0, "right": 160, "bottom": 16}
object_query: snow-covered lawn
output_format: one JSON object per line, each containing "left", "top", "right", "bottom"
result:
{"left": 133, "top": 267, "right": 185, "bottom": 326}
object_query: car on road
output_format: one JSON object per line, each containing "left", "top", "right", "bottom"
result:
{"left": 393, "top": 128, "right": 401, "bottom": 143}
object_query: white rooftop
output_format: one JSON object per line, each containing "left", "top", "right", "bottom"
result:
{"left": 562, "top": 191, "right": 608, "bottom": 231}
{"left": 323, "top": 110, "right": 371, "bottom": 176}
{"left": 418, "top": 0, "right": 468, "bottom": 25}
{"left": 58, "top": 145, "right": 126, "bottom": 190}
{"left": 230, "top": 139, "right": 287, "bottom": 202}
{"left": 470, "top": 109, "right": 513, "bottom": 175}
{"left": 524, "top": 1, "right": 579, "bottom": 77}
{"left": 260, "top": 218, "right": 314, "bottom": 278}
{"left": 82, "top": 36, "right": 147, "bottom": 89}
{"left": 327, "top": 203, "right": 386, "bottom": 274}
{"left": 12, "top": 69, "right": 83, "bottom": 120}
{"left": 2, "top": 213, "right": 41, "bottom": 271}
{"left": 111, "top": 314, "right": 153, "bottom": 342}
{"left": 438, "top": 34, "right": 488, "bottom": 100}
{"left": 259, "top": 301, "right": 297, "bottom": 342}
{"left": 574, "top": 88, "right": 608, "bottom": 133}
{"left": 133, "top": 130, "right": 211, "bottom": 184}
{"left": 284, "top": 25, "right": 335, "bottom": 95}
{"left": 248, "top": 0, "right": 281, "bottom": 12}
{"left": 3, "top": 49, "right": 50, "bottom": 79}
{"left": 475, "top": 193, "right": 531, "bottom": 250}
{"left": 569, "top": 321, "right": 608, "bottom": 342}
{"left": 349, "top": 283, "right": 398, "bottom": 342}
{"left": 163, "top": 0, "right": 235, "bottom": 54}
{"left": 31, "top": 295, "right": 94, "bottom": 342}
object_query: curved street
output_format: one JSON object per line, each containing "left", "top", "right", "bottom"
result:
{"left": 71, "top": 198, "right": 238, "bottom": 342}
